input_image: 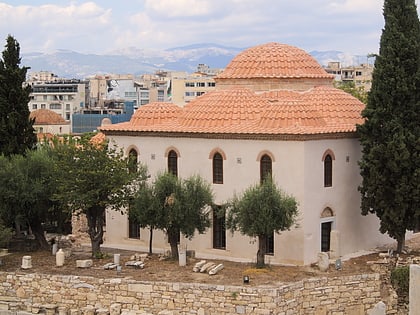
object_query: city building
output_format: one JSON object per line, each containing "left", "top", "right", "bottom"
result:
{"left": 134, "top": 71, "right": 170, "bottom": 106}
{"left": 324, "top": 62, "right": 373, "bottom": 91}
{"left": 170, "top": 64, "right": 222, "bottom": 106}
{"left": 88, "top": 74, "right": 137, "bottom": 108}
{"left": 27, "top": 79, "right": 88, "bottom": 127}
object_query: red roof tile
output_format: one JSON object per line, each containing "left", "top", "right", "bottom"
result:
{"left": 216, "top": 42, "right": 334, "bottom": 79}
{"left": 30, "top": 109, "right": 66, "bottom": 125}
{"left": 100, "top": 43, "right": 363, "bottom": 137}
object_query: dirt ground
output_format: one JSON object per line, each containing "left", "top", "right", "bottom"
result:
{"left": 1, "top": 235, "right": 420, "bottom": 287}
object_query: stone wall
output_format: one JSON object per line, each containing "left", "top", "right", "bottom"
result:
{"left": 0, "top": 271, "right": 400, "bottom": 315}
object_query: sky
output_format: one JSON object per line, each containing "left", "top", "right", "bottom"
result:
{"left": 0, "top": 0, "right": 419, "bottom": 56}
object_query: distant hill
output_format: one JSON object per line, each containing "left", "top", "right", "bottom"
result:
{"left": 22, "top": 43, "right": 370, "bottom": 79}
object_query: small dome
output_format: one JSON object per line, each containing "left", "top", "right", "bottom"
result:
{"left": 30, "top": 109, "right": 66, "bottom": 124}
{"left": 129, "top": 102, "right": 181, "bottom": 127}
{"left": 216, "top": 42, "right": 333, "bottom": 79}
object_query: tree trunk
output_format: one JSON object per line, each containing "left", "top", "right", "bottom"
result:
{"left": 30, "top": 220, "right": 49, "bottom": 250}
{"left": 257, "top": 234, "right": 267, "bottom": 268}
{"left": 167, "top": 227, "right": 179, "bottom": 260}
{"left": 85, "top": 206, "right": 105, "bottom": 257}
{"left": 396, "top": 232, "right": 406, "bottom": 253}
{"left": 149, "top": 227, "right": 153, "bottom": 255}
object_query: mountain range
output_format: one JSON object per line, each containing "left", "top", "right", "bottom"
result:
{"left": 22, "top": 43, "right": 372, "bottom": 79}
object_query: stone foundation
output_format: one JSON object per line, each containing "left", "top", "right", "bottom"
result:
{"left": 0, "top": 271, "right": 401, "bottom": 315}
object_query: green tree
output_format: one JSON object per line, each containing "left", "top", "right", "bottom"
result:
{"left": 51, "top": 136, "right": 147, "bottom": 256}
{"left": 0, "top": 149, "right": 57, "bottom": 249}
{"left": 131, "top": 172, "right": 213, "bottom": 259}
{"left": 0, "top": 35, "right": 36, "bottom": 156}
{"left": 356, "top": 0, "right": 420, "bottom": 252}
{"left": 334, "top": 81, "right": 368, "bottom": 104}
{"left": 130, "top": 181, "right": 159, "bottom": 254}
{"left": 226, "top": 178, "right": 298, "bottom": 268}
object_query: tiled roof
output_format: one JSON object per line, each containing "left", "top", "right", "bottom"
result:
{"left": 216, "top": 42, "right": 334, "bottom": 79}
{"left": 101, "top": 86, "right": 364, "bottom": 135}
{"left": 129, "top": 102, "right": 182, "bottom": 127}
{"left": 30, "top": 109, "right": 66, "bottom": 124}
{"left": 100, "top": 42, "right": 363, "bottom": 138}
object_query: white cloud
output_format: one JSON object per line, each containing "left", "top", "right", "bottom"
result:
{"left": 1, "top": 0, "right": 419, "bottom": 55}
{"left": 328, "top": 0, "right": 382, "bottom": 13}
{"left": 0, "top": 2, "right": 112, "bottom": 53}
{"left": 144, "top": 0, "right": 219, "bottom": 18}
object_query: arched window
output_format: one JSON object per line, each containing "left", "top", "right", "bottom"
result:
{"left": 324, "top": 154, "right": 333, "bottom": 187}
{"left": 128, "top": 149, "right": 138, "bottom": 174}
{"left": 212, "top": 152, "right": 223, "bottom": 184}
{"left": 168, "top": 150, "right": 178, "bottom": 177}
{"left": 260, "top": 154, "right": 272, "bottom": 183}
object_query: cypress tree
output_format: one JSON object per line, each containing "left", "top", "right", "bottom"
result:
{"left": 357, "top": 0, "right": 420, "bottom": 252}
{"left": 0, "top": 35, "right": 36, "bottom": 156}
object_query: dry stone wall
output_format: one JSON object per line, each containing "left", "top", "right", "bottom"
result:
{"left": 0, "top": 271, "right": 400, "bottom": 315}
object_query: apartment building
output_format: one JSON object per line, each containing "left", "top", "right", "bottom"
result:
{"left": 170, "top": 64, "right": 223, "bottom": 106}
{"left": 88, "top": 74, "right": 137, "bottom": 108}
{"left": 134, "top": 71, "right": 170, "bottom": 106}
{"left": 27, "top": 78, "right": 88, "bottom": 123}
{"left": 324, "top": 61, "right": 373, "bottom": 91}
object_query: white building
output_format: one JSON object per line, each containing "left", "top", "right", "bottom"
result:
{"left": 100, "top": 42, "right": 391, "bottom": 265}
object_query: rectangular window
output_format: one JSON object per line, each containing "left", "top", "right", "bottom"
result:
{"left": 196, "top": 82, "right": 205, "bottom": 87}
{"left": 207, "top": 82, "right": 215, "bottom": 87}
{"left": 185, "top": 92, "right": 195, "bottom": 97}
{"left": 41, "top": 104, "right": 46, "bottom": 109}
{"left": 266, "top": 233, "right": 274, "bottom": 255}
{"left": 50, "top": 103, "right": 62, "bottom": 110}
{"left": 185, "top": 82, "right": 195, "bottom": 87}
{"left": 32, "top": 104, "right": 38, "bottom": 109}
{"left": 196, "top": 92, "right": 205, "bottom": 96}
{"left": 128, "top": 218, "right": 140, "bottom": 239}
{"left": 66, "top": 104, "right": 70, "bottom": 111}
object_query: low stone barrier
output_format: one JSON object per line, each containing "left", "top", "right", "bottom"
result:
{"left": 0, "top": 270, "right": 401, "bottom": 315}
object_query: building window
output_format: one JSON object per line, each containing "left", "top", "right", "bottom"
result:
{"left": 41, "top": 104, "right": 46, "bottom": 109}
{"left": 213, "top": 206, "right": 226, "bottom": 250}
{"left": 324, "top": 154, "right": 333, "bottom": 187}
{"left": 265, "top": 233, "right": 274, "bottom": 255}
{"left": 50, "top": 103, "right": 62, "bottom": 110}
{"left": 185, "top": 92, "right": 195, "bottom": 97}
{"left": 66, "top": 104, "right": 70, "bottom": 111}
{"left": 212, "top": 152, "right": 223, "bottom": 184}
{"left": 260, "top": 154, "right": 272, "bottom": 183}
{"left": 207, "top": 82, "right": 215, "bottom": 87}
{"left": 128, "top": 218, "right": 140, "bottom": 239}
{"left": 321, "top": 222, "right": 332, "bottom": 252}
{"left": 196, "top": 92, "right": 205, "bottom": 96}
{"left": 196, "top": 82, "right": 205, "bottom": 87}
{"left": 32, "top": 104, "right": 37, "bottom": 109}
{"left": 320, "top": 207, "right": 334, "bottom": 252}
{"left": 168, "top": 150, "right": 178, "bottom": 177}
{"left": 185, "top": 82, "right": 195, "bottom": 87}
{"left": 128, "top": 148, "right": 138, "bottom": 173}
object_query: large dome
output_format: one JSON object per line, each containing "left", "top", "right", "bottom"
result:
{"left": 216, "top": 42, "right": 333, "bottom": 79}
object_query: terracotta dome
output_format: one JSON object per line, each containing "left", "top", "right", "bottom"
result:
{"left": 129, "top": 102, "right": 182, "bottom": 127}
{"left": 30, "top": 109, "right": 66, "bottom": 124}
{"left": 216, "top": 42, "right": 333, "bottom": 79}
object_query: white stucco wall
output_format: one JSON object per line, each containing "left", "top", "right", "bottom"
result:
{"left": 104, "top": 134, "right": 392, "bottom": 265}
